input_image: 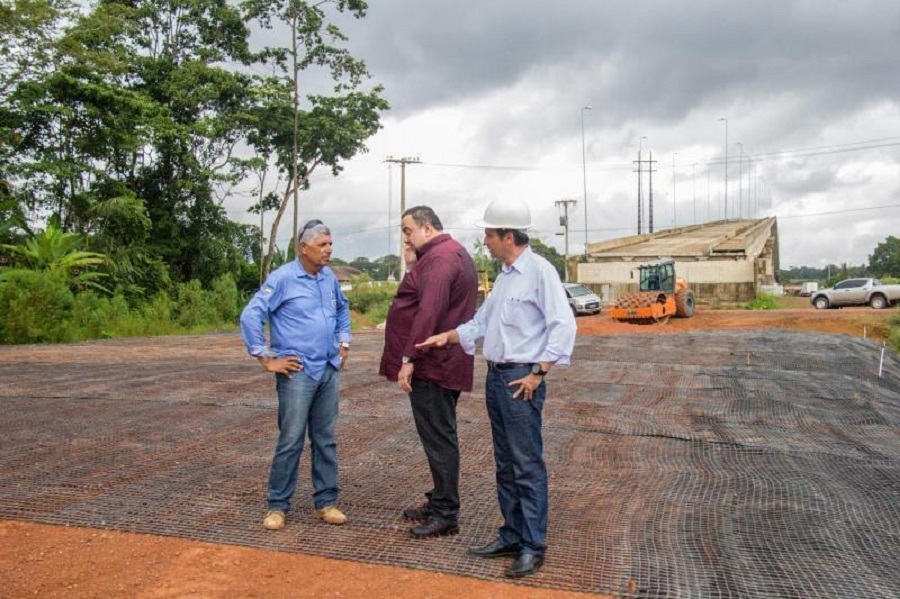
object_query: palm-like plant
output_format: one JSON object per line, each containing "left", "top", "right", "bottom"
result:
{"left": 0, "top": 222, "right": 109, "bottom": 292}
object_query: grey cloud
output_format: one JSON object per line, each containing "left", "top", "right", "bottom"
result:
{"left": 341, "top": 1, "right": 899, "bottom": 135}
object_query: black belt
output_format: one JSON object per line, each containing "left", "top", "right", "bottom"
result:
{"left": 486, "top": 361, "right": 532, "bottom": 372}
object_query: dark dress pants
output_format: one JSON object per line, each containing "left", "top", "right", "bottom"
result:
{"left": 409, "top": 378, "right": 461, "bottom": 522}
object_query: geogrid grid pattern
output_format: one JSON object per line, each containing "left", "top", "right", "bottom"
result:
{"left": 1, "top": 329, "right": 900, "bottom": 597}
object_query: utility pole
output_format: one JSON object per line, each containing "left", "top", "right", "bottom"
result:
{"left": 634, "top": 137, "right": 648, "bottom": 234}
{"left": 635, "top": 149, "right": 643, "bottom": 234}
{"left": 633, "top": 145, "right": 656, "bottom": 234}
{"left": 384, "top": 155, "right": 421, "bottom": 278}
{"left": 387, "top": 163, "right": 392, "bottom": 278}
{"left": 555, "top": 199, "right": 577, "bottom": 282}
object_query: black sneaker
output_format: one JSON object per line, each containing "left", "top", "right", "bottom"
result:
{"left": 402, "top": 502, "right": 432, "bottom": 520}
{"left": 410, "top": 517, "right": 460, "bottom": 538}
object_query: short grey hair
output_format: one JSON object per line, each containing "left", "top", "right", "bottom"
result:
{"left": 298, "top": 219, "right": 331, "bottom": 244}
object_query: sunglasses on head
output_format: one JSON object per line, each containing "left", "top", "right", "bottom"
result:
{"left": 301, "top": 219, "right": 324, "bottom": 233}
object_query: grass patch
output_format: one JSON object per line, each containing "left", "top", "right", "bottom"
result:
{"left": 745, "top": 292, "right": 779, "bottom": 310}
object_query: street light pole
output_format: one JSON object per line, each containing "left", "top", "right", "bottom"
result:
{"left": 581, "top": 105, "right": 592, "bottom": 253}
{"left": 718, "top": 117, "right": 728, "bottom": 219}
{"left": 672, "top": 152, "right": 678, "bottom": 228}
{"left": 692, "top": 163, "right": 697, "bottom": 225}
{"left": 736, "top": 142, "right": 743, "bottom": 219}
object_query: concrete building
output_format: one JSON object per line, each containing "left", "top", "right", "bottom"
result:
{"left": 574, "top": 218, "right": 780, "bottom": 308}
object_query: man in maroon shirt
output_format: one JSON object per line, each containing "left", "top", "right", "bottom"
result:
{"left": 379, "top": 205, "right": 478, "bottom": 538}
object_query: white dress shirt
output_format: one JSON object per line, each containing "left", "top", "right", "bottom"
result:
{"left": 456, "top": 247, "right": 576, "bottom": 366}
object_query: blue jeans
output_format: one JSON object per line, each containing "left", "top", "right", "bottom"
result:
{"left": 485, "top": 365, "right": 548, "bottom": 556}
{"left": 268, "top": 364, "right": 340, "bottom": 512}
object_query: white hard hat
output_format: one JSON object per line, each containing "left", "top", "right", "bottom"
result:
{"left": 475, "top": 198, "right": 532, "bottom": 229}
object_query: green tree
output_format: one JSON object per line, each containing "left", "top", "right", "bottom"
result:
{"left": 241, "top": 0, "right": 388, "bottom": 276}
{"left": 471, "top": 240, "right": 498, "bottom": 281}
{"left": 530, "top": 238, "right": 565, "bottom": 280}
{"left": 0, "top": 196, "right": 29, "bottom": 245}
{"left": 4, "top": 0, "right": 268, "bottom": 286}
{"left": 869, "top": 236, "right": 900, "bottom": 278}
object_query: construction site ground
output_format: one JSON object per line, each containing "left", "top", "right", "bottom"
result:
{"left": 2, "top": 304, "right": 899, "bottom": 598}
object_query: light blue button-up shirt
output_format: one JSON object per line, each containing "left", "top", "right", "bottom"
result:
{"left": 240, "top": 260, "right": 351, "bottom": 382}
{"left": 456, "top": 247, "right": 576, "bottom": 365}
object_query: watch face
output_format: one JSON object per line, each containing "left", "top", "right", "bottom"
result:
{"left": 531, "top": 363, "right": 541, "bottom": 375}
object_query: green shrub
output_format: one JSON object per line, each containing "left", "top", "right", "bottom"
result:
{"left": 173, "top": 279, "right": 219, "bottom": 329}
{"left": 0, "top": 269, "right": 74, "bottom": 343}
{"left": 141, "top": 292, "right": 175, "bottom": 331}
{"left": 363, "top": 297, "right": 394, "bottom": 325}
{"left": 346, "top": 277, "right": 397, "bottom": 315}
{"left": 745, "top": 292, "right": 779, "bottom": 310}
{"left": 70, "top": 291, "right": 110, "bottom": 340}
{"left": 211, "top": 273, "right": 240, "bottom": 325}
{"left": 889, "top": 327, "right": 900, "bottom": 354}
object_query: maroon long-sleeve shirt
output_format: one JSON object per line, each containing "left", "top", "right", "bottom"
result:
{"left": 379, "top": 234, "right": 478, "bottom": 392}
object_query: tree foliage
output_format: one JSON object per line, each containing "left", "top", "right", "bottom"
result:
{"left": 240, "top": 0, "right": 388, "bottom": 275}
{"left": 0, "top": 219, "right": 108, "bottom": 291}
{"left": 530, "top": 237, "right": 565, "bottom": 280}
{"left": 1, "top": 0, "right": 387, "bottom": 300}
{"left": 869, "top": 236, "right": 900, "bottom": 278}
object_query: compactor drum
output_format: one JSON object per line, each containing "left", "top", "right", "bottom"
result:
{"left": 611, "top": 258, "right": 694, "bottom": 324}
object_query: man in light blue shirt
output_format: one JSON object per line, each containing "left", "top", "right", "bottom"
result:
{"left": 240, "top": 219, "right": 351, "bottom": 531}
{"left": 417, "top": 198, "right": 576, "bottom": 578}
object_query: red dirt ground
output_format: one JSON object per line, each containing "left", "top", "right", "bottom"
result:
{"left": 2, "top": 305, "right": 896, "bottom": 598}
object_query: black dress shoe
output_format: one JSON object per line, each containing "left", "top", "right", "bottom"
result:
{"left": 505, "top": 553, "right": 544, "bottom": 578}
{"left": 409, "top": 517, "right": 459, "bottom": 538}
{"left": 402, "top": 502, "right": 432, "bottom": 521}
{"left": 467, "top": 539, "right": 520, "bottom": 558}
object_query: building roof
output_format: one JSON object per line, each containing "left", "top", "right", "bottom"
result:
{"left": 330, "top": 265, "right": 364, "bottom": 281}
{"left": 585, "top": 217, "right": 777, "bottom": 261}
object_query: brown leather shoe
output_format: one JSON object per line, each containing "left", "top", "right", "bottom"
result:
{"left": 409, "top": 517, "right": 459, "bottom": 538}
{"left": 314, "top": 505, "right": 347, "bottom": 525}
{"left": 263, "top": 509, "right": 285, "bottom": 531}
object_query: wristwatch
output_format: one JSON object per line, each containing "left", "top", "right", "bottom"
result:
{"left": 339, "top": 342, "right": 350, "bottom": 349}
{"left": 401, "top": 356, "right": 413, "bottom": 364}
{"left": 531, "top": 363, "right": 548, "bottom": 377}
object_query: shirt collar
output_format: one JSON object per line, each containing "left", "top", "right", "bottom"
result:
{"left": 293, "top": 259, "right": 324, "bottom": 280}
{"left": 417, "top": 233, "right": 450, "bottom": 258}
{"left": 501, "top": 246, "right": 533, "bottom": 274}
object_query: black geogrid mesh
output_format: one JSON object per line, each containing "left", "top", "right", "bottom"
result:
{"left": 2, "top": 329, "right": 900, "bottom": 597}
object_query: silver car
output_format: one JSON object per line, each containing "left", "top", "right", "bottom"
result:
{"left": 564, "top": 283, "right": 602, "bottom": 316}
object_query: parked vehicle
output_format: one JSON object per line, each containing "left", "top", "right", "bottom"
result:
{"left": 564, "top": 283, "right": 602, "bottom": 316}
{"left": 799, "top": 281, "right": 818, "bottom": 297}
{"left": 810, "top": 278, "right": 900, "bottom": 309}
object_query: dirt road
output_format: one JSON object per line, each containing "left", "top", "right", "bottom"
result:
{"left": 2, "top": 306, "right": 896, "bottom": 598}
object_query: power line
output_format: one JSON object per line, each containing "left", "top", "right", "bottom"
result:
{"left": 774, "top": 202, "right": 900, "bottom": 219}
{"left": 420, "top": 136, "right": 900, "bottom": 172}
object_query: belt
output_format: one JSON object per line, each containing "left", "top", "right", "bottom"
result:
{"left": 486, "top": 361, "right": 532, "bottom": 372}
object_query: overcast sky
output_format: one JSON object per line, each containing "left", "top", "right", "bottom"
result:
{"left": 228, "top": 0, "right": 900, "bottom": 270}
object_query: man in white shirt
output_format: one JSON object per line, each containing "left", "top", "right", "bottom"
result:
{"left": 416, "top": 198, "right": 576, "bottom": 578}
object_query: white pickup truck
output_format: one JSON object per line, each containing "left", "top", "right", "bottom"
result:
{"left": 810, "top": 278, "right": 900, "bottom": 309}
